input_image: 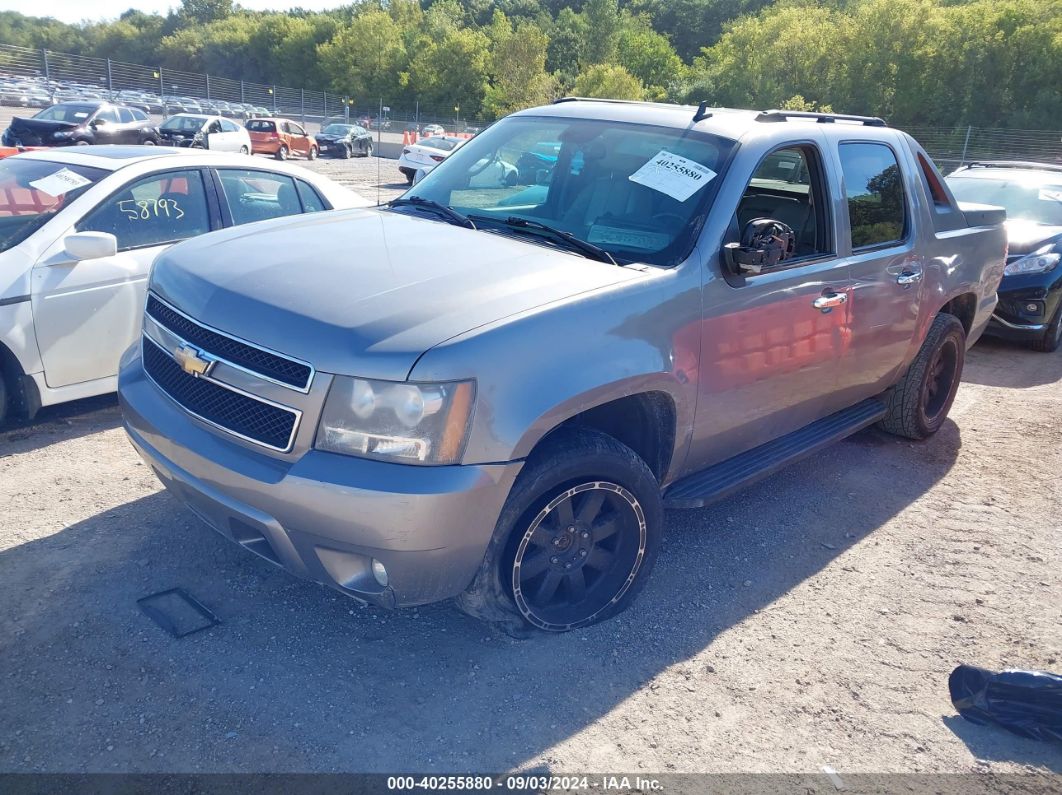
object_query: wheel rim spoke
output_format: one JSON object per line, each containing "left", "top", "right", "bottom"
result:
{"left": 565, "top": 569, "right": 587, "bottom": 603}
{"left": 528, "top": 525, "right": 554, "bottom": 549}
{"left": 519, "top": 550, "right": 550, "bottom": 580}
{"left": 576, "top": 490, "right": 606, "bottom": 524}
{"left": 585, "top": 546, "right": 614, "bottom": 572}
{"left": 553, "top": 496, "right": 575, "bottom": 527}
{"left": 593, "top": 516, "right": 620, "bottom": 542}
{"left": 534, "top": 570, "right": 562, "bottom": 604}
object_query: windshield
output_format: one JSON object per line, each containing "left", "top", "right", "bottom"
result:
{"left": 161, "top": 116, "right": 207, "bottom": 132}
{"left": 404, "top": 115, "right": 736, "bottom": 266}
{"left": 32, "top": 104, "right": 98, "bottom": 124}
{"left": 947, "top": 173, "right": 1062, "bottom": 226}
{"left": 0, "top": 158, "right": 106, "bottom": 253}
{"left": 323, "top": 124, "right": 354, "bottom": 135}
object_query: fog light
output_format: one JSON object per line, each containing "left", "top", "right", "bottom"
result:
{"left": 1026, "top": 303, "right": 1040, "bottom": 313}
{"left": 371, "top": 558, "right": 389, "bottom": 587}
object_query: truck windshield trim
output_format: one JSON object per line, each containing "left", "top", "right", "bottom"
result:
{"left": 403, "top": 114, "right": 738, "bottom": 268}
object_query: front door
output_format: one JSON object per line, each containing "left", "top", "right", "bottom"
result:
{"left": 834, "top": 141, "right": 922, "bottom": 401}
{"left": 32, "top": 168, "right": 215, "bottom": 388}
{"left": 285, "top": 122, "right": 310, "bottom": 156}
{"left": 89, "top": 106, "right": 123, "bottom": 144}
{"left": 688, "top": 142, "right": 854, "bottom": 470}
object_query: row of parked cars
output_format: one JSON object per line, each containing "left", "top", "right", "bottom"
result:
{"left": 1, "top": 100, "right": 377, "bottom": 161}
{"left": 0, "top": 74, "right": 275, "bottom": 119}
{"left": 0, "top": 99, "right": 1058, "bottom": 635}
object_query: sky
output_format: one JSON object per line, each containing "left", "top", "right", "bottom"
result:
{"left": 0, "top": 0, "right": 344, "bottom": 24}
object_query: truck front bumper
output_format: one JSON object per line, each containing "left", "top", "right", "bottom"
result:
{"left": 119, "top": 353, "right": 522, "bottom": 608}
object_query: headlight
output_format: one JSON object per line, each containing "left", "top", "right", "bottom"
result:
{"left": 316, "top": 376, "right": 475, "bottom": 465}
{"left": 1004, "top": 245, "right": 1060, "bottom": 276}
{"left": 52, "top": 130, "right": 73, "bottom": 139}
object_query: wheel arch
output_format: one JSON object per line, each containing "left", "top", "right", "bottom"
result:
{"left": 0, "top": 338, "right": 40, "bottom": 420}
{"left": 515, "top": 385, "right": 681, "bottom": 485}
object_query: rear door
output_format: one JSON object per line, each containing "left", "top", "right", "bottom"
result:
{"left": 832, "top": 140, "right": 922, "bottom": 400}
{"left": 115, "top": 107, "right": 141, "bottom": 144}
{"left": 32, "top": 168, "right": 218, "bottom": 388}
{"left": 688, "top": 139, "right": 855, "bottom": 470}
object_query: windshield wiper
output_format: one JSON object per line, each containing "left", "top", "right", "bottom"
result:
{"left": 388, "top": 196, "right": 475, "bottom": 229}
{"left": 467, "top": 214, "right": 617, "bottom": 265}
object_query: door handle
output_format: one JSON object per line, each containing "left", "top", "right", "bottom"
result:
{"left": 813, "top": 292, "right": 848, "bottom": 310}
{"left": 897, "top": 270, "right": 923, "bottom": 286}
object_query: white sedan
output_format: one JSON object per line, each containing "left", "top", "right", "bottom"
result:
{"left": 157, "top": 113, "right": 251, "bottom": 153}
{"left": 398, "top": 135, "right": 465, "bottom": 184}
{"left": 0, "top": 146, "right": 368, "bottom": 423}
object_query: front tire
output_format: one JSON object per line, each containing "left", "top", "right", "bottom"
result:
{"left": 1030, "top": 302, "right": 1062, "bottom": 353}
{"left": 364, "top": 140, "right": 373, "bottom": 158}
{"left": 879, "top": 313, "right": 966, "bottom": 440}
{"left": 456, "top": 428, "right": 662, "bottom": 633}
{"left": 308, "top": 146, "right": 318, "bottom": 161}
{"left": 239, "top": 145, "right": 249, "bottom": 155}
{"left": 341, "top": 144, "right": 352, "bottom": 159}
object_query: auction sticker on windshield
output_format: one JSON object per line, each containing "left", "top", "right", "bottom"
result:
{"left": 29, "top": 168, "right": 92, "bottom": 197}
{"left": 629, "top": 150, "right": 717, "bottom": 202}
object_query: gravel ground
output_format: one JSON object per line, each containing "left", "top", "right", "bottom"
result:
{"left": 1, "top": 334, "right": 1059, "bottom": 778}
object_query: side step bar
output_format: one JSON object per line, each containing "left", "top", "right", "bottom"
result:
{"left": 664, "top": 398, "right": 887, "bottom": 509}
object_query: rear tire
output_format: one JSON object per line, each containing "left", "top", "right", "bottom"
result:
{"left": 456, "top": 428, "right": 663, "bottom": 633}
{"left": 879, "top": 313, "right": 966, "bottom": 440}
{"left": 275, "top": 145, "right": 288, "bottom": 161}
{"left": 1029, "top": 302, "right": 1062, "bottom": 353}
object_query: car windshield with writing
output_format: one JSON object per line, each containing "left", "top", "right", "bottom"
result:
{"left": 0, "top": 158, "right": 105, "bottom": 253}
{"left": 404, "top": 115, "right": 736, "bottom": 266}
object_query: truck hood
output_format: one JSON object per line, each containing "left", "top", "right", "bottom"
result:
{"left": 149, "top": 208, "right": 641, "bottom": 380}
{"left": 1005, "top": 219, "right": 1062, "bottom": 257}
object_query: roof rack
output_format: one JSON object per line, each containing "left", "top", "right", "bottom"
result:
{"left": 959, "top": 160, "right": 1062, "bottom": 174}
{"left": 552, "top": 96, "right": 668, "bottom": 107}
{"left": 755, "top": 110, "right": 887, "bottom": 127}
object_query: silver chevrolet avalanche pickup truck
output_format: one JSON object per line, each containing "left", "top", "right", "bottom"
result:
{"left": 118, "top": 100, "right": 1006, "bottom": 632}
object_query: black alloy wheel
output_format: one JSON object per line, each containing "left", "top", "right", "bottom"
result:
{"left": 510, "top": 480, "right": 648, "bottom": 631}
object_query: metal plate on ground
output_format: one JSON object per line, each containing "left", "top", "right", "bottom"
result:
{"left": 137, "top": 588, "right": 219, "bottom": 638}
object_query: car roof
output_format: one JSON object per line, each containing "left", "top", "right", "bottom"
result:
{"left": 11, "top": 146, "right": 312, "bottom": 174}
{"left": 948, "top": 161, "right": 1062, "bottom": 182}
{"left": 512, "top": 99, "right": 902, "bottom": 143}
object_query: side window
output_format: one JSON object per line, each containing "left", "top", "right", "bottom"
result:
{"left": 290, "top": 123, "right": 306, "bottom": 137}
{"left": 217, "top": 169, "right": 304, "bottom": 226}
{"left": 207, "top": 119, "right": 222, "bottom": 134}
{"left": 296, "top": 180, "right": 327, "bottom": 212}
{"left": 95, "top": 107, "right": 120, "bottom": 124}
{"left": 131, "top": 108, "right": 148, "bottom": 121}
{"left": 732, "top": 144, "right": 832, "bottom": 259}
{"left": 118, "top": 108, "right": 135, "bottom": 124}
{"left": 76, "top": 169, "right": 211, "bottom": 251}
{"left": 839, "top": 142, "right": 907, "bottom": 249}
{"left": 220, "top": 119, "right": 239, "bottom": 133}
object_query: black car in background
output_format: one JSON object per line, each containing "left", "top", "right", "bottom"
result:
{"left": 2, "top": 102, "right": 160, "bottom": 148}
{"left": 314, "top": 122, "right": 373, "bottom": 158}
{"left": 947, "top": 161, "right": 1062, "bottom": 352}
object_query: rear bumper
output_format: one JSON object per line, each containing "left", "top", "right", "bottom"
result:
{"left": 119, "top": 350, "right": 522, "bottom": 608}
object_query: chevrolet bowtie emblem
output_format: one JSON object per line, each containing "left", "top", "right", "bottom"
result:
{"left": 173, "top": 342, "right": 215, "bottom": 378}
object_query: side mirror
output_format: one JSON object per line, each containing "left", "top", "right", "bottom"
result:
{"left": 64, "top": 231, "right": 118, "bottom": 261}
{"left": 90, "top": 118, "right": 106, "bottom": 127}
{"left": 412, "top": 167, "right": 431, "bottom": 185}
{"left": 723, "top": 218, "right": 796, "bottom": 275}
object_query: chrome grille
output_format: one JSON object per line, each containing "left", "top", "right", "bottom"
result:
{"left": 142, "top": 337, "right": 298, "bottom": 451}
{"left": 146, "top": 295, "right": 312, "bottom": 390}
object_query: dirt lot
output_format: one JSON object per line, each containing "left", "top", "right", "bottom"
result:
{"left": 2, "top": 299, "right": 1060, "bottom": 781}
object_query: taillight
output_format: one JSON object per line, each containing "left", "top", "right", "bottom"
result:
{"left": 430, "top": 154, "right": 445, "bottom": 162}
{"left": 402, "top": 148, "right": 410, "bottom": 155}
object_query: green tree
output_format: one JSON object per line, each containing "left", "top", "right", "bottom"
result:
{"left": 616, "top": 19, "right": 683, "bottom": 100}
{"left": 572, "top": 63, "right": 644, "bottom": 100}
{"left": 178, "top": 0, "right": 233, "bottom": 26}
{"left": 483, "top": 11, "right": 557, "bottom": 117}
{"left": 546, "top": 7, "right": 587, "bottom": 84}
{"left": 318, "top": 10, "right": 408, "bottom": 104}
{"left": 404, "top": 24, "right": 491, "bottom": 115}
{"left": 583, "top": 0, "right": 620, "bottom": 65}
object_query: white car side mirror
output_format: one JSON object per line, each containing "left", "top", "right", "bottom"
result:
{"left": 64, "top": 231, "right": 118, "bottom": 261}
{"left": 413, "top": 167, "right": 431, "bottom": 185}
